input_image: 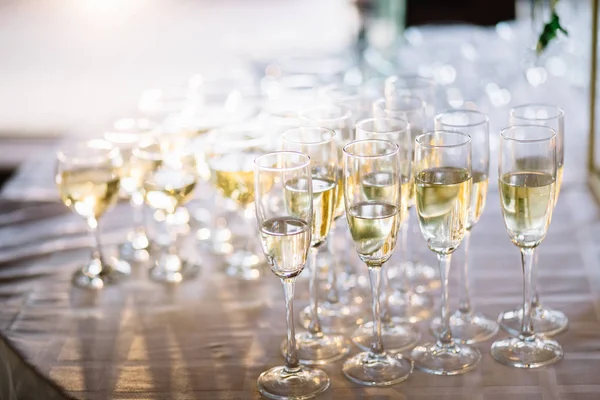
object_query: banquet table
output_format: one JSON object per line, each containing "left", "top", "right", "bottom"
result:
{"left": 0, "top": 181, "right": 599, "bottom": 400}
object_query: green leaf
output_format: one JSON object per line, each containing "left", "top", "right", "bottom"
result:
{"left": 536, "top": 12, "right": 569, "bottom": 55}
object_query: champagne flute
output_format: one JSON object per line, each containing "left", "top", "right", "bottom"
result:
{"left": 491, "top": 125, "right": 563, "bottom": 368}
{"left": 298, "top": 105, "right": 364, "bottom": 332}
{"left": 254, "top": 151, "right": 330, "bottom": 399}
{"left": 133, "top": 137, "right": 199, "bottom": 283}
{"left": 280, "top": 127, "right": 350, "bottom": 364}
{"left": 373, "top": 95, "right": 437, "bottom": 315}
{"left": 352, "top": 117, "right": 421, "bottom": 353}
{"left": 104, "top": 118, "right": 157, "bottom": 262}
{"left": 430, "top": 110, "right": 499, "bottom": 343}
{"left": 206, "top": 125, "right": 269, "bottom": 280}
{"left": 384, "top": 75, "right": 438, "bottom": 126}
{"left": 318, "top": 84, "right": 370, "bottom": 121}
{"left": 56, "top": 139, "right": 131, "bottom": 289}
{"left": 499, "top": 104, "right": 568, "bottom": 336}
{"left": 410, "top": 131, "right": 481, "bottom": 375}
{"left": 342, "top": 139, "right": 413, "bottom": 386}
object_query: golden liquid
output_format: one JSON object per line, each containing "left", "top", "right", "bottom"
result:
{"left": 499, "top": 171, "right": 555, "bottom": 248}
{"left": 467, "top": 171, "right": 488, "bottom": 229}
{"left": 415, "top": 167, "right": 471, "bottom": 254}
{"left": 58, "top": 169, "right": 120, "bottom": 220}
{"left": 209, "top": 153, "right": 260, "bottom": 208}
{"left": 143, "top": 169, "right": 196, "bottom": 213}
{"left": 260, "top": 217, "right": 311, "bottom": 279}
{"left": 285, "top": 177, "right": 336, "bottom": 247}
{"left": 346, "top": 201, "right": 399, "bottom": 265}
{"left": 334, "top": 170, "right": 344, "bottom": 219}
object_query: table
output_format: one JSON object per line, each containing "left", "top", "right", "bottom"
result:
{"left": 0, "top": 183, "right": 599, "bottom": 399}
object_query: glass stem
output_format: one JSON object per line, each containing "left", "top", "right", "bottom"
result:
{"left": 308, "top": 246, "right": 323, "bottom": 335}
{"left": 458, "top": 229, "right": 473, "bottom": 315}
{"left": 520, "top": 247, "right": 536, "bottom": 339}
{"left": 368, "top": 264, "right": 384, "bottom": 355}
{"left": 282, "top": 278, "right": 300, "bottom": 373}
{"left": 437, "top": 252, "right": 454, "bottom": 346}
{"left": 165, "top": 213, "right": 179, "bottom": 256}
{"left": 380, "top": 264, "right": 392, "bottom": 324}
{"left": 88, "top": 218, "right": 107, "bottom": 267}
{"left": 531, "top": 249, "right": 541, "bottom": 308}
{"left": 325, "top": 220, "right": 339, "bottom": 304}
{"left": 400, "top": 215, "right": 411, "bottom": 295}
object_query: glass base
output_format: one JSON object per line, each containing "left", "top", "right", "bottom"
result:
{"left": 352, "top": 319, "right": 420, "bottom": 353}
{"left": 299, "top": 301, "right": 366, "bottom": 333}
{"left": 224, "top": 250, "right": 264, "bottom": 280}
{"left": 498, "top": 305, "right": 568, "bottom": 337}
{"left": 342, "top": 351, "right": 413, "bottom": 387}
{"left": 257, "top": 365, "right": 329, "bottom": 400}
{"left": 119, "top": 230, "right": 152, "bottom": 263}
{"left": 149, "top": 255, "right": 199, "bottom": 283}
{"left": 491, "top": 335, "right": 563, "bottom": 368}
{"left": 282, "top": 332, "right": 350, "bottom": 365}
{"left": 72, "top": 257, "right": 131, "bottom": 289}
{"left": 411, "top": 341, "right": 481, "bottom": 375}
{"left": 406, "top": 260, "right": 440, "bottom": 293}
{"left": 430, "top": 311, "right": 499, "bottom": 344}
{"left": 387, "top": 290, "right": 435, "bottom": 323}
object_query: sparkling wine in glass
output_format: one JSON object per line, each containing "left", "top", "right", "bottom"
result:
{"left": 429, "top": 110, "right": 499, "bottom": 344}
{"left": 254, "top": 151, "right": 330, "bottom": 399}
{"left": 491, "top": 125, "right": 563, "bottom": 368}
{"left": 297, "top": 104, "right": 365, "bottom": 332}
{"left": 342, "top": 139, "right": 413, "bottom": 386}
{"left": 133, "top": 137, "right": 199, "bottom": 283}
{"left": 104, "top": 118, "right": 158, "bottom": 262}
{"left": 206, "top": 125, "right": 270, "bottom": 279}
{"left": 498, "top": 104, "right": 568, "bottom": 337}
{"left": 56, "top": 139, "right": 131, "bottom": 289}
{"left": 280, "top": 127, "right": 350, "bottom": 364}
{"left": 352, "top": 117, "right": 421, "bottom": 353}
{"left": 410, "top": 131, "right": 481, "bottom": 375}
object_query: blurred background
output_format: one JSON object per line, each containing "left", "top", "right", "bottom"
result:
{"left": 0, "top": 0, "right": 589, "bottom": 191}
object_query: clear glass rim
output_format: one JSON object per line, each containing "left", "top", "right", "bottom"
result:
{"left": 281, "top": 126, "right": 336, "bottom": 145}
{"left": 434, "top": 109, "right": 489, "bottom": 128}
{"left": 254, "top": 150, "right": 311, "bottom": 171}
{"left": 415, "top": 130, "right": 472, "bottom": 148}
{"left": 57, "top": 139, "right": 120, "bottom": 164}
{"left": 104, "top": 118, "right": 158, "bottom": 146}
{"left": 510, "top": 103, "right": 564, "bottom": 121}
{"left": 319, "top": 84, "right": 361, "bottom": 100}
{"left": 500, "top": 125, "right": 557, "bottom": 143}
{"left": 385, "top": 74, "right": 437, "bottom": 89}
{"left": 299, "top": 104, "right": 352, "bottom": 122}
{"left": 343, "top": 139, "right": 399, "bottom": 159}
{"left": 208, "top": 123, "right": 267, "bottom": 146}
{"left": 355, "top": 117, "right": 410, "bottom": 135}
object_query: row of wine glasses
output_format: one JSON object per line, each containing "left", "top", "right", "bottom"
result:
{"left": 253, "top": 120, "right": 564, "bottom": 399}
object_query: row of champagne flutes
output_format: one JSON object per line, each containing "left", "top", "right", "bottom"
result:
{"left": 53, "top": 71, "right": 567, "bottom": 395}
{"left": 251, "top": 104, "right": 566, "bottom": 399}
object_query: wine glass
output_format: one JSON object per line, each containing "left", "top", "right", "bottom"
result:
{"left": 498, "top": 104, "right": 568, "bottom": 336}
{"left": 352, "top": 117, "right": 421, "bottom": 353}
{"left": 373, "top": 95, "right": 438, "bottom": 314}
{"left": 280, "top": 127, "right": 350, "bottom": 364}
{"left": 56, "top": 139, "right": 131, "bottom": 289}
{"left": 491, "top": 125, "right": 563, "bottom": 368}
{"left": 205, "top": 125, "right": 270, "bottom": 279}
{"left": 384, "top": 75, "right": 438, "bottom": 126}
{"left": 254, "top": 151, "right": 330, "bottom": 399}
{"left": 342, "top": 139, "right": 413, "bottom": 386}
{"left": 410, "top": 131, "right": 481, "bottom": 375}
{"left": 430, "top": 110, "right": 499, "bottom": 343}
{"left": 104, "top": 118, "right": 157, "bottom": 262}
{"left": 297, "top": 105, "right": 364, "bottom": 332}
{"left": 133, "top": 137, "right": 199, "bottom": 283}
{"left": 318, "top": 83, "right": 371, "bottom": 121}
